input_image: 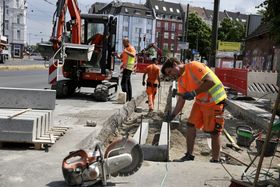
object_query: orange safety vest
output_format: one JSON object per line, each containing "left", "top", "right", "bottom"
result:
{"left": 178, "top": 61, "right": 227, "bottom": 106}
{"left": 121, "top": 44, "right": 136, "bottom": 71}
{"left": 145, "top": 64, "right": 160, "bottom": 84}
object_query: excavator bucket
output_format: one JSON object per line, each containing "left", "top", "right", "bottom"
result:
{"left": 38, "top": 42, "right": 95, "bottom": 61}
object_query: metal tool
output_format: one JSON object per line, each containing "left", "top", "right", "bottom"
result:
{"left": 62, "top": 137, "right": 143, "bottom": 186}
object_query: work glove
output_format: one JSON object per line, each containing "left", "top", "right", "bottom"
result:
{"left": 179, "top": 91, "right": 196, "bottom": 100}
{"left": 142, "top": 81, "right": 145, "bottom": 86}
{"left": 165, "top": 113, "right": 175, "bottom": 123}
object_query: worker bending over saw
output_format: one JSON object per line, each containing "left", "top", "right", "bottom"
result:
{"left": 142, "top": 58, "right": 161, "bottom": 112}
{"left": 162, "top": 58, "right": 227, "bottom": 163}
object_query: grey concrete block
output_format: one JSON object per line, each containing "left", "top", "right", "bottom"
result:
{"left": 159, "top": 122, "right": 170, "bottom": 147}
{"left": 0, "top": 109, "right": 54, "bottom": 142}
{"left": 0, "top": 87, "right": 56, "bottom": 110}
{"left": 141, "top": 145, "right": 168, "bottom": 161}
{"left": 0, "top": 118, "right": 37, "bottom": 143}
{"left": 133, "top": 122, "right": 149, "bottom": 144}
{"left": 226, "top": 100, "right": 278, "bottom": 130}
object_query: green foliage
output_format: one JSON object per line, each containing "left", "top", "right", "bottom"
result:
{"left": 218, "top": 18, "right": 245, "bottom": 42}
{"left": 187, "top": 13, "right": 212, "bottom": 58}
{"left": 257, "top": 0, "right": 280, "bottom": 43}
{"left": 162, "top": 47, "right": 170, "bottom": 57}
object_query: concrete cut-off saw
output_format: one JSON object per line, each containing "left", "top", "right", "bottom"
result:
{"left": 62, "top": 137, "right": 143, "bottom": 186}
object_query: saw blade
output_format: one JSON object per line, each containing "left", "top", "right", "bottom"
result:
{"left": 104, "top": 137, "right": 143, "bottom": 177}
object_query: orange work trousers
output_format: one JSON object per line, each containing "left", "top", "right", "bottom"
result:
{"left": 146, "top": 86, "right": 157, "bottom": 111}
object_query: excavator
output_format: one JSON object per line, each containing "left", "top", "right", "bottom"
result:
{"left": 135, "top": 43, "right": 164, "bottom": 73}
{"left": 38, "top": 0, "right": 118, "bottom": 101}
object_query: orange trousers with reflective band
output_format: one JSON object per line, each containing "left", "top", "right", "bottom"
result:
{"left": 146, "top": 86, "right": 157, "bottom": 111}
{"left": 188, "top": 102, "right": 225, "bottom": 134}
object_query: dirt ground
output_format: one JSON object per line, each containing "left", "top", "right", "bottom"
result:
{"left": 108, "top": 81, "right": 280, "bottom": 176}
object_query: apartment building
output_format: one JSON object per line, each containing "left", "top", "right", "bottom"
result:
{"left": 0, "top": 0, "right": 27, "bottom": 58}
{"left": 91, "top": 1, "right": 156, "bottom": 53}
{"left": 146, "top": 0, "right": 185, "bottom": 59}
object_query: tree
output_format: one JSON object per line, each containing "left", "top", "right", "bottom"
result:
{"left": 257, "top": 0, "right": 280, "bottom": 43}
{"left": 186, "top": 13, "right": 212, "bottom": 59}
{"left": 218, "top": 18, "right": 245, "bottom": 42}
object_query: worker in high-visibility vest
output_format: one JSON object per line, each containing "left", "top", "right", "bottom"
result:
{"left": 115, "top": 38, "right": 136, "bottom": 101}
{"left": 142, "top": 58, "right": 161, "bottom": 112}
{"left": 162, "top": 58, "right": 227, "bottom": 163}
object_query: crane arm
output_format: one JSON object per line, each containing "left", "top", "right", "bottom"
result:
{"left": 51, "top": 0, "right": 81, "bottom": 50}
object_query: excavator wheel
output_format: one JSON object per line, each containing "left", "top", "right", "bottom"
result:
{"left": 53, "top": 80, "right": 70, "bottom": 98}
{"left": 94, "top": 84, "right": 109, "bottom": 102}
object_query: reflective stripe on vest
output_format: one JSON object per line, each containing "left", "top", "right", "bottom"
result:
{"left": 206, "top": 67, "right": 227, "bottom": 104}
{"left": 126, "top": 56, "right": 135, "bottom": 71}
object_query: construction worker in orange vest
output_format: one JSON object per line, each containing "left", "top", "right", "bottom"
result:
{"left": 114, "top": 38, "right": 136, "bottom": 101}
{"left": 162, "top": 58, "right": 227, "bottom": 163}
{"left": 142, "top": 58, "right": 161, "bottom": 112}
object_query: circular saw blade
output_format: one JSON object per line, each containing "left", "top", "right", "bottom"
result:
{"left": 104, "top": 137, "right": 143, "bottom": 177}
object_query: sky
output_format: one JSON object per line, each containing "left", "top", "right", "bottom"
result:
{"left": 27, "top": 0, "right": 265, "bottom": 45}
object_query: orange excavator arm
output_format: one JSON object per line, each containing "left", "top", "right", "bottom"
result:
{"left": 51, "top": 0, "right": 81, "bottom": 50}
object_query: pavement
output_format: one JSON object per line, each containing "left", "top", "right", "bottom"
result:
{"left": 0, "top": 60, "right": 279, "bottom": 187}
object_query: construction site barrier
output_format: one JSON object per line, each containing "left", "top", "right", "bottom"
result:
{"left": 215, "top": 68, "right": 279, "bottom": 101}
{"left": 215, "top": 68, "right": 248, "bottom": 95}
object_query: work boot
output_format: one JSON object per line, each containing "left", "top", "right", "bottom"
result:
{"left": 173, "top": 153, "right": 195, "bottom": 162}
{"left": 209, "top": 158, "right": 224, "bottom": 164}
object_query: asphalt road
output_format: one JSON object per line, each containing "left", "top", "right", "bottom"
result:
{"left": 0, "top": 70, "right": 50, "bottom": 89}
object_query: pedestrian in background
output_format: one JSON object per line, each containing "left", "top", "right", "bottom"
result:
{"left": 142, "top": 58, "right": 161, "bottom": 112}
{"left": 162, "top": 58, "right": 227, "bottom": 163}
{"left": 115, "top": 38, "right": 136, "bottom": 101}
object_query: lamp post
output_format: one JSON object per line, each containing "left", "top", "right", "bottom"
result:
{"left": 209, "top": 0, "right": 220, "bottom": 67}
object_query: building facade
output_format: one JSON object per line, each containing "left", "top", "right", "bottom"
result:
{"left": 0, "top": 0, "right": 27, "bottom": 58}
{"left": 91, "top": 1, "right": 156, "bottom": 54}
{"left": 146, "top": 0, "right": 185, "bottom": 59}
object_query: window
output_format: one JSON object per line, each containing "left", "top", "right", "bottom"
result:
{"left": 146, "top": 29, "right": 152, "bottom": 34}
{"left": 164, "top": 22, "right": 168, "bottom": 30}
{"left": 146, "top": 11, "right": 152, "bottom": 16}
{"left": 170, "top": 8, "right": 173, "bottom": 12}
{"left": 155, "top": 5, "right": 159, "bottom": 10}
{"left": 123, "top": 16, "right": 129, "bottom": 22}
{"left": 163, "top": 7, "right": 166, "bottom": 11}
{"left": 178, "top": 24, "right": 182, "bottom": 30}
{"left": 136, "top": 18, "right": 143, "bottom": 24}
{"left": 134, "top": 10, "right": 141, "bottom": 15}
{"left": 171, "top": 33, "right": 175, "bottom": 40}
{"left": 163, "top": 43, "right": 168, "bottom": 49}
{"left": 164, "top": 32, "right": 169, "bottom": 39}
{"left": 171, "top": 23, "right": 175, "bottom": 31}
{"left": 123, "top": 26, "right": 128, "bottom": 32}
{"left": 135, "top": 28, "right": 142, "bottom": 34}
{"left": 125, "top": 8, "right": 128, "bottom": 13}
{"left": 16, "top": 0, "right": 20, "bottom": 7}
{"left": 241, "top": 19, "right": 247, "bottom": 22}
{"left": 17, "top": 15, "right": 20, "bottom": 24}
{"left": 147, "top": 19, "right": 152, "bottom": 25}
{"left": 157, "top": 21, "right": 161, "bottom": 27}
{"left": 17, "top": 30, "right": 20, "bottom": 39}
{"left": 176, "top": 9, "right": 180, "bottom": 13}
{"left": 171, "top": 44, "right": 174, "bottom": 51}
{"left": 156, "top": 32, "right": 160, "bottom": 38}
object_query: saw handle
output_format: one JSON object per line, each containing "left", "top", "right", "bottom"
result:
{"left": 62, "top": 150, "right": 90, "bottom": 170}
